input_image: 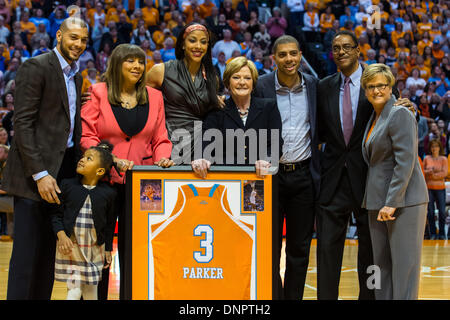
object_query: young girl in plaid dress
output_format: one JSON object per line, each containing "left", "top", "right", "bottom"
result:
{"left": 51, "top": 141, "right": 117, "bottom": 300}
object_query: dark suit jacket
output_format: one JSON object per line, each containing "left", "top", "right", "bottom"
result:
{"left": 202, "top": 96, "right": 282, "bottom": 165}
{"left": 317, "top": 71, "right": 373, "bottom": 205}
{"left": 1, "top": 50, "right": 83, "bottom": 201}
{"left": 50, "top": 178, "right": 117, "bottom": 251}
{"left": 254, "top": 71, "right": 321, "bottom": 196}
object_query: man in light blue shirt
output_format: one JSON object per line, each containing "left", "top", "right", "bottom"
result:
{"left": 255, "top": 35, "right": 320, "bottom": 300}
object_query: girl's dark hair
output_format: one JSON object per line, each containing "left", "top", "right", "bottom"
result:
{"left": 175, "top": 22, "right": 219, "bottom": 109}
{"left": 89, "top": 140, "right": 115, "bottom": 180}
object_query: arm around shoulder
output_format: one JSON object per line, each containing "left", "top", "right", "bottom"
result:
{"left": 146, "top": 62, "right": 165, "bottom": 89}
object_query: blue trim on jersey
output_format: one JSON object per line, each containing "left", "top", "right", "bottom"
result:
{"left": 188, "top": 184, "right": 198, "bottom": 196}
{"left": 208, "top": 184, "right": 219, "bottom": 197}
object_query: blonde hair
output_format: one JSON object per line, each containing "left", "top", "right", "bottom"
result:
{"left": 361, "top": 63, "right": 396, "bottom": 90}
{"left": 222, "top": 56, "right": 258, "bottom": 90}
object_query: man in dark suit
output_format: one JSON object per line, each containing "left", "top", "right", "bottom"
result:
{"left": 254, "top": 35, "right": 320, "bottom": 300}
{"left": 316, "top": 31, "right": 412, "bottom": 300}
{"left": 316, "top": 30, "right": 375, "bottom": 300}
{"left": 2, "top": 17, "right": 88, "bottom": 300}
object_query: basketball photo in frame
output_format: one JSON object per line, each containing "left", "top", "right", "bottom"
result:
{"left": 243, "top": 180, "right": 264, "bottom": 212}
{"left": 140, "top": 179, "right": 163, "bottom": 212}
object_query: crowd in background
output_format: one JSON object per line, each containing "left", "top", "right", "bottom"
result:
{"left": 0, "top": 0, "right": 449, "bottom": 240}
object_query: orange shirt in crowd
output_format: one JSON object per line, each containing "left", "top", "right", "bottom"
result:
{"left": 320, "top": 13, "right": 335, "bottom": 33}
{"left": 199, "top": 2, "right": 215, "bottom": 18}
{"left": 20, "top": 20, "right": 36, "bottom": 35}
{"left": 417, "top": 22, "right": 432, "bottom": 35}
{"left": 184, "top": 5, "right": 203, "bottom": 23}
{"left": 417, "top": 65, "right": 431, "bottom": 80}
{"left": 390, "top": 30, "right": 405, "bottom": 48}
{"left": 421, "top": 1, "right": 435, "bottom": 11}
{"left": 105, "top": 8, "right": 130, "bottom": 24}
{"left": 432, "top": 48, "right": 445, "bottom": 64}
{"left": 413, "top": 7, "right": 427, "bottom": 18}
{"left": 424, "top": 155, "right": 448, "bottom": 190}
{"left": 395, "top": 47, "right": 410, "bottom": 58}
{"left": 417, "top": 39, "right": 432, "bottom": 55}
{"left": 423, "top": 57, "right": 433, "bottom": 69}
{"left": 394, "top": 61, "right": 412, "bottom": 81}
{"left": 354, "top": 24, "right": 367, "bottom": 39}
{"left": 142, "top": 6, "right": 159, "bottom": 27}
{"left": 9, "top": 0, "right": 31, "bottom": 9}
{"left": 359, "top": 43, "right": 371, "bottom": 60}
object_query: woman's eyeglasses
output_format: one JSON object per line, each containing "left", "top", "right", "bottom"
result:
{"left": 366, "top": 84, "right": 389, "bottom": 92}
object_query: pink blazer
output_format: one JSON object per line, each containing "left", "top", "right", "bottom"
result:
{"left": 81, "top": 83, "right": 172, "bottom": 184}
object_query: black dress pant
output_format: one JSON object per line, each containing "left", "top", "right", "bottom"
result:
{"left": 98, "top": 183, "right": 126, "bottom": 300}
{"left": 276, "top": 160, "right": 315, "bottom": 300}
{"left": 316, "top": 168, "right": 375, "bottom": 300}
{"left": 7, "top": 147, "right": 76, "bottom": 300}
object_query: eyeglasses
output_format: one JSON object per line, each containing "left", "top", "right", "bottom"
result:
{"left": 366, "top": 84, "right": 389, "bottom": 92}
{"left": 332, "top": 44, "right": 358, "bottom": 53}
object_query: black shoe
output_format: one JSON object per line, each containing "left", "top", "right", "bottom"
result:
{"left": 431, "top": 235, "right": 437, "bottom": 240}
{"left": 439, "top": 235, "right": 446, "bottom": 240}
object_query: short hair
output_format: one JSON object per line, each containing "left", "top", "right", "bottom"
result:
{"left": 0, "top": 144, "right": 9, "bottom": 153}
{"left": 332, "top": 30, "right": 358, "bottom": 47}
{"left": 102, "top": 44, "right": 148, "bottom": 106}
{"left": 272, "top": 35, "right": 300, "bottom": 54}
{"left": 361, "top": 63, "right": 396, "bottom": 90}
{"left": 222, "top": 56, "right": 258, "bottom": 90}
{"left": 60, "top": 17, "right": 88, "bottom": 32}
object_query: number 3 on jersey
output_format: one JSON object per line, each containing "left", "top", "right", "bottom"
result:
{"left": 193, "top": 225, "right": 214, "bottom": 263}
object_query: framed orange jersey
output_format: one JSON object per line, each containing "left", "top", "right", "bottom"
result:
{"left": 123, "top": 166, "right": 278, "bottom": 300}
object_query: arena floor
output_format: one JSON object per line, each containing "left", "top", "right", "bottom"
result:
{"left": 1, "top": 238, "right": 449, "bottom": 300}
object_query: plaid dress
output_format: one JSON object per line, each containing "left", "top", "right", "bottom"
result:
{"left": 55, "top": 185, "right": 105, "bottom": 286}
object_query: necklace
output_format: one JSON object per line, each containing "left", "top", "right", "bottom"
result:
{"left": 237, "top": 107, "right": 249, "bottom": 117}
{"left": 120, "top": 92, "right": 137, "bottom": 109}
{"left": 121, "top": 100, "right": 136, "bottom": 109}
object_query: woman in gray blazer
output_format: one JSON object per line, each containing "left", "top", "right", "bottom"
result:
{"left": 361, "top": 64, "right": 429, "bottom": 300}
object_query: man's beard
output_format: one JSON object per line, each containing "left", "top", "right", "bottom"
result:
{"left": 59, "top": 37, "right": 78, "bottom": 63}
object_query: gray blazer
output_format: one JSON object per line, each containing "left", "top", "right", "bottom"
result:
{"left": 362, "top": 96, "right": 428, "bottom": 210}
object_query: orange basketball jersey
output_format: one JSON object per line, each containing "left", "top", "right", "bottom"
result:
{"left": 150, "top": 184, "right": 254, "bottom": 300}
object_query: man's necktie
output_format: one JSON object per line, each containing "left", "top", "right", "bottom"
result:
{"left": 342, "top": 76, "right": 353, "bottom": 145}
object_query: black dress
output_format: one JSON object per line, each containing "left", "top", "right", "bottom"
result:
{"left": 161, "top": 59, "right": 214, "bottom": 163}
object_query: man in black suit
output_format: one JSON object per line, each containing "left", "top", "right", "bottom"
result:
{"left": 254, "top": 35, "right": 320, "bottom": 300}
{"left": 2, "top": 17, "right": 88, "bottom": 300}
{"left": 316, "top": 30, "right": 375, "bottom": 300}
{"left": 316, "top": 31, "right": 412, "bottom": 300}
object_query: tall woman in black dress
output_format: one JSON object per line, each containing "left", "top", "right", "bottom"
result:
{"left": 146, "top": 22, "right": 220, "bottom": 163}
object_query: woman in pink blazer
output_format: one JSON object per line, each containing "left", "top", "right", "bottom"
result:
{"left": 81, "top": 44, "right": 173, "bottom": 300}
